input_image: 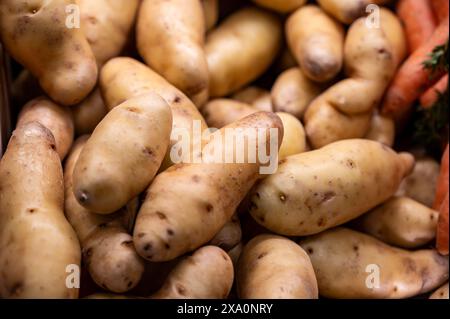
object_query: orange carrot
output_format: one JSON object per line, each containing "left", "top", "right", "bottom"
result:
{"left": 420, "top": 73, "right": 449, "bottom": 108}
{"left": 397, "top": 0, "right": 437, "bottom": 52}
{"left": 431, "top": 0, "right": 450, "bottom": 22}
{"left": 437, "top": 191, "right": 449, "bottom": 255}
{"left": 381, "top": 17, "right": 449, "bottom": 125}
{"left": 434, "top": 144, "right": 449, "bottom": 210}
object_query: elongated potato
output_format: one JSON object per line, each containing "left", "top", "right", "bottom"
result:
{"left": 300, "top": 228, "right": 449, "bottom": 299}
{"left": 353, "top": 197, "right": 439, "bottom": 248}
{"left": 206, "top": 7, "right": 282, "bottom": 97}
{"left": 249, "top": 139, "right": 414, "bottom": 236}
{"left": 316, "top": 0, "right": 392, "bottom": 24}
{"left": 0, "top": 0, "right": 97, "bottom": 106}
{"left": 73, "top": 93, "right": 172, "bottom": 214}
{"left": 430, "top": 283, "right": 449, "bottom": 299}
{"left": 17, "top": 96, "right": 74, "bottom": 160}
{"left": 396, "top": 157, "right": 440, "bottom": 207}
{"left": 304, "top": 9, "right": 406, "bottom": 148}
{"left": 134, "top": 112, "right": 284, "bottom": 262}
{"left": 64, "top": 137, "right": 145, "bottom": 293}
{"left": 137, "top": 0, "right": 208, "bottom": 107}
{"left": 232, "top": 86, "right": 273, "bottom": 112}
{"left": 0, "top": 122, "right": 81, "bottom": 298}
{"left": 79, "top": 0, "right": 139, "bottom": 66}
{"left": 100, "top": 57, "right": 208, "bottom": 166}
{"left": 237, "top": 235, "right": 318, "bottom": 299}
{"left": 151, "top": 246, "right": 234, "bottom": 299}
{"left": 365, "top": 110, "right": 395, "bottom": 147}
{"left": 251, "top": 0, "right": 307, "bottom": 13}
{"left": 287, "top": 5, "right": 344, "bottom": 83}
{"left": 277, "top": 112, "right": 306, "bottom": 159}
{"left": 202, "top": 0, "right": 219, "bottom": 32}
{"left": 209, "top": 214, "right": 242, "bottom": 251}
{"left": 271, "top": 67, "right": 323, "bottom": 118}
{"left": 72, "top": 88, "right": 108, "bottom": 136}
{"left": 202, "top": 99, "right": 257, "bottom": 128}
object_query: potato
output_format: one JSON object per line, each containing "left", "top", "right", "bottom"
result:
{"left": 396, "top": 157, "right": 440, "bottom": 207}
{"left": 0, "top": 122, "right": 81, "bottom": 298}
{"left": 79, "top": 0, "right": 139, "bottom": 67}
{"left": 430, "top": 283, "right": 449, "bottom": 299}
{"left": 137, "top": 0, "right": 209, "bottom": 107}
{"left": 365, "top": 110, "right": 395, "bottom": 147}
{"left": 287, "top": 5, "right": 344, "bottom": 83}
{"left": 206, "top": 7, "right": 282, "bottom": 97}
{"left": 0, "top": 0, "right": 97, "bottom": 106}
{"left": 251, "top": 0, "right": 307, "bottom": 13}
{"left": 64, "top": 136, "right": 145, "bottom": 293}
{"left": 202, "top": 0, "right": 219, "bottom": 32}
{"left": 133, "top": 112, "right": 283, "bottom": 262}
{"left": 151, "top": 246, "right": 234, "bottom": 299}
{"left": 73, "top": 93, "right": 172, "bottom": 214}
{"left": 17, "top": 96, "right": 74, "bottom": 160}
{"left": 300, "top": 228, "right": 449, "bottom": 299}
{"left": 249, "top": 139, "right": 414, "bottom": 236}
{"left": 228, "top": 242, "right": 243, "bottom": 270}
{"left": 232, "top": 86, "right": 273, "bottom": 112}
{"left": 316, "top": 0, "right": 392, "bottom": 24}
{"left": 202, "top": 99, "right": 257, "bottom": 128}
{"left": 71, "top": 88, "right": 108, "bottom": 136}
{"left": 237, "top": 235, "right": 318, "bottom": 299}
{"left": 304, "top": 9, "right": 406, "bottom": 148}
{"left": 100, "top": 57, "right": 208, "bottom": 167}
{"left": 275, "top": 48, "right": 298, "bottom": 73}
{"left": 277, "top": 112, "right": 306, "bottom": 160}
{"left": 271, "top": 67, "right": 323, "bottom": 118}
{"left": 11, "top": 70, "right": 42, "bottom": 108}
{"left": 209, "top": 214, "right": 242, "bottom": 251}
{"left": 353, "top": 197, "right": 439, "bottom": 249}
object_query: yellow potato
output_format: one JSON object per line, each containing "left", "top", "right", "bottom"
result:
{"left": 430, "top": 283, "right": 449, "bottom": 299}
{"left": 151, "top": 246, "right": 234, "bottom": 299}
{"left": 271, "top": 67, "right": 323, "bottom": 118}
{"left": 232, "top": 86, "right": 273, "bottom": 112}
{"left": 206, "top": 7, "right": 282, "bottom": 97}
{"left": 64, "top": 137, "right": 145, "bottom": 293}
{"left": 73, "top": 93, "right": 172, "bottom": 214}
{"left": 353, "top": 197, "right": 439, "bottom": 248}
{"left": 202, "top": 0, "right": 219, "bottom": 32}
{"left": 209, "top": 214, "right": 242, "bottom": 251}
{"left": 237, "top": 234, "right": 318, "bottom": 299}
{"left": 71, "top": 88, "right": 108, "bottom": 136}
{"left": 251, "top": 0, "right": 307, "bottom": 13}
{"left": 133, "top": 112, "right": 283, "bottom": 262}
{"left": 202, "top": 99, "right": 257, "bottom": 128}
{"left": 317, "top": 0, "right": 392, "bottom": 24}
{"left": 137, "top": 0, "right": 209, "bottom": 107}
{"left": 396, "top": 157, "right": 440, "bottom": 207}
{"left": 0, "top": 122, "right": 81, "bottom": 298}
{"left": 287, "top": 5, "right": 344, "bottom": 83}
{"left": 300, "top": 228, "right": 449, "bottom": 299}
{"left": 100, "top": 57, "right": 208, "bottom": 167}
{"left": 0, "top": 0, "right": 97, "bottom": 106}
{"left": 79, "top": 0, "right": 139, "bottom": 66}
{"left": 249, "top": 139, "right": 414, "bottom": 236}
{"left": 304, "top": 9, "right": 406, "bottom": 148}
{"left": 17, "top": 96, "right": 74, "bottom": 160}
{"left": 365, "top": 110, "right": 395, "bottom": 147}
{"left": 277, "top": 112, "right": 306, "bottom": 159}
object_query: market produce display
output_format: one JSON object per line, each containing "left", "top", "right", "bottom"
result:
{"left": 0, "top": 0, "right": 448, "bottom": 300}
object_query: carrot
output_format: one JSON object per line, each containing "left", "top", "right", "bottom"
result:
{"left": 381, "top": 17, "right": 449, "bottom": 125}
{"left": 420, "top": 73, "right": 449, "bottom": 108}
{"left": 434, "top": 144, "right": 449, "bottom": 210}
{"left": 397, "top": 0, "right": 437, "bottom": 52}
{"left": 437, "top": 191, "right": 449, "bottom": 255}
{"left": 431, "top": 0, "right": 450, "bottom": 22}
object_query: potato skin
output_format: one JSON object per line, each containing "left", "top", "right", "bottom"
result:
{"left": 238, "top": 235, "right": 318, "bottom": 299}
{"left": 71, "top": 88, "right": 108, "bottom": 136}
{"left": 353, "top": 197, "right": 439, "bottom": 249}
{"left": 73, "top": 93, "right": 172, "bottom": 214}
{"left": 202, "top": 0, "right": 219, "bottom": 32}
{"left": 429, "top": 282, "right": 449, "bottom": 299}
{"left": 17, "top": 96, "right": 74, "bottom": 160}
{"left": 287, "top": 5, "right": 344, "bottom": 83}
{"left": 271, "top": 67, "right": 323, "bottom": 118}
{"left": 277, "top": 112, "right": 306, "bottom": 159}
{"left": 137, "top": 0, "right": 209, "bottom": 107}
{"left": 64, "top": 137, "right": 145, "bottom": 293}
{"left": 365, "top": 111, "right": 395, "bottom": 147}
{"left": 202, "top": 99, "right": 257, "bottom": 128}
{"left": 79, "top": 0, "right": 139, "bottom": 67}
{"left": 232, "top": 86, "right": 273, "bottom": 112}
{"left": 151, "top": 246, "right": 234, "bottom": 299}
{"left": 206, "top": 7, "right": 282, "bottom": 97}
{"left": 316, "top": 0, "right": 391, "bottom": 24}
{"left": 300, "top": 228, "right": 449, "bottom": 299}
{"left": 209, "top": 214, "right": 242, "bottom": 251}
{"left": 251, "top": 0, "right": 307, "bottom": 13}
{"left": 0, "top": 0, "right": 97, "bottom": 106}
{"left": 249, "top": 139, "right": 414, "bottom": 236}
{"left": 0, "top": 122, "right": 81, "bottom": 298}
{"left": 133, "top": 112, "right": 283, "bottom": 262}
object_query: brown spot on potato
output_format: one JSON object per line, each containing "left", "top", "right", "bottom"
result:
{"left": 137, "top": 232, "right": 146, "bottom": 238}
{"left": 320, "top": 192, "right": 336, "bottom": 204}
{"left": 126, "top": 107, "right": 140, "bottom": 113}
{"left": 85, "top": 248, "right": 93, "bottom": 257}
{"left": 167, "top": 229, "right": 174, "bottom": 236}
{"left": 144, "top": 243, "right": 153, "bottom": 252}
{"left": 164, "top": 242, "right": 171, "bottom": 250}
{"left": 176, "top": 284, "right": 186, "bottom": 295}
{"left": 77, "top": 191, "right": 89, "bottom": 204}
{"left": 317, "top": 218, "right": 326, "bottom": 227}
{"left": 127, "top": 281, "right": 133, "bottom": 288}
{"left": 257, "top": 252, "right": 268, "bottom": 259}
{"left": 192, "top": 175, "right": 200, "bottom": 183}
{"left": 173, "top": 96, "right": 181, "bottom": 103}
{"left": 98, "top": 223, "right": 107, "bottom": 228}
{"left": 279, "top": 193, "right": 287, "bottom": 202}
{"left": 155, "top": 211, "right": 167, "bottom": 220}
{"left": 143, "top": 147, "right": 155, "bottom": 158}
{"left": 346, "top": 159, "right": 356, "bottom": 169}
{"left": 10, "top": 282, "right": 23, "bottom": 296}
{"left": 27, "top": 208, "right": 37, "bottom": 214}
{"left": 307, "top": 248, "right": 314, "bottom": 254}
{"left": 121, "top": 240, "right": 133, "bottom": 247}
{"left": 205, "top": 203, "right": 214, "bottom": 213}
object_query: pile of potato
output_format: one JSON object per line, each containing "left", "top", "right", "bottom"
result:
{"left": 0, "top": 0, "right": 448, "bottom": 299}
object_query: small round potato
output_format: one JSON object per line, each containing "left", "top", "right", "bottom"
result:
{"left": 232, "top": 86, "right": 273, "bottom": 112}
{"left": 71, "top": 88, "right": 109, "bottom": 136}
